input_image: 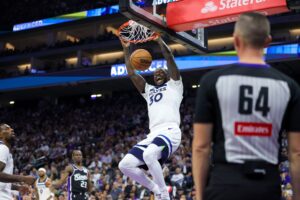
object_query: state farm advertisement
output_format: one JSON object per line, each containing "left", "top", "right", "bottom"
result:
{"left": 166, "top": 0, "right": 289, "bottom": 31}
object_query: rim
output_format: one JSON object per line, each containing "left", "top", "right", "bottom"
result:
{"left": 117, "top": 20, "right": 159, "bottom": 44}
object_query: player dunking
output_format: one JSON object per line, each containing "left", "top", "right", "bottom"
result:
{"left": 53, "top": 150, "right": 92, "bottom": 200}
{"left": 118, "top": 36, "right": 183, "bottom": 200}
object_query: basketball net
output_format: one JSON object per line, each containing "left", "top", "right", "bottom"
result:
{"left": 118, "top": 20, "right": 159, "bottom": 44}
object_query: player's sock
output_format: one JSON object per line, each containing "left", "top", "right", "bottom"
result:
{"left": 119, "top": 154, "right": 160, "bottom": 194}
{"left": 143, "top": 144, "right": 168, "bottom": 190}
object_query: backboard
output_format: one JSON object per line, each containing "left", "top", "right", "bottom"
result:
{"left": 119, "top": 0, "right": 208, "bottom": 54}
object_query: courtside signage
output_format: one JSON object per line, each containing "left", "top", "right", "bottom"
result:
{"left": 153, "top": 0, "right": 181, "bottom": 6}
{"left": 166, "top": 0, "right": 289, "bottom": 31}
{"left": 111, "top": 43, "right": 299, "bottom": 77}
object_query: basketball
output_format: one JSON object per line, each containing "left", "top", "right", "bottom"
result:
{"left": 130, "top": 49, "right": 152, "bottom": 71}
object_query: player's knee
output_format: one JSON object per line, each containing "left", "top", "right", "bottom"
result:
{"left": 118, "top": 157, "right": 129, "bottom": 172}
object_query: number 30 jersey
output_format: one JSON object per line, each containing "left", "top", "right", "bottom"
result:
{"left": 142, "top": 78, "right": 183, "bottom": 131}
{"left": 194, "top": 63, "right": 300, "bottom": 165}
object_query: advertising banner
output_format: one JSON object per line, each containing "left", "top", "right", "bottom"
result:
{"left": 166, "top": 0, "right": 289, "bottom": 31}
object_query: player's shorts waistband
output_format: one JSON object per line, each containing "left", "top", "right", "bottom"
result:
{"left": 150, "top": 123, "right": 180, "bottom": 133}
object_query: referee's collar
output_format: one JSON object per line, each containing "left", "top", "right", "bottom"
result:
{"left": 237, "top": 62, "right": 270, "bottom": 68}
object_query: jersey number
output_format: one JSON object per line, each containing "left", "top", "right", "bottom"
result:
{"left": 81, "top": 181, "right": 87, "bottom": 188}
{"left": 149, "top": 93, "right": 163, "bottom": 106}
{"left": 238, "top": 85, "right": 270, "bottom": 117}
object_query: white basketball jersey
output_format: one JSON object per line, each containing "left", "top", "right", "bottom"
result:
{"left": 36, "top": 178, "right": 53, "bottom": 200}
{"left": 142, "top": 78, "right": 183, "bottom": 131}
{"left": 0, "top": 142, "right": 14, "bottom": 200}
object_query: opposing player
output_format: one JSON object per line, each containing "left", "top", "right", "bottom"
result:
{"left": 118, "top": 36, "right": 183, "bottom": 200}
{"left": 0, "top": 123, "right": 36, "bottom": 199}
{"left": 34, "top": 168, "right": 54, "bottom": 200}
{"left": 53, "top": 150, "right": 92, "bottom": 200}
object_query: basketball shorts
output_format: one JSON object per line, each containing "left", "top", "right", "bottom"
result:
{"left": 129, "top": 125, "right": 181, "bottom": 169}
{"left": 69, "top": 192, "right": 88, "bottom": 200}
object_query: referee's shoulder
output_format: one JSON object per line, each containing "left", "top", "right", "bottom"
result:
{"left": 200, "top": 64, "right": 237, "bottom": 82}
{"left": 268, "top": 66, "right": 298, "bottom": 84}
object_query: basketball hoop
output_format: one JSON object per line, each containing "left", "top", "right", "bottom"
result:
{"left": 118, "top": 20, "right": 159, "bottom": 44}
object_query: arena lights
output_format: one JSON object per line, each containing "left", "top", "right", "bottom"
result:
{"left": 90, "top": 94, "right": 102, "bottom": 99}
{"left": 13, "top": 5, "right": 119, "bottom": 31}
{"left": 192, "top": 85, "right": 200, "bottom": 89}
{"left": 9, "top": 101, "right": 15, "bottom": 105}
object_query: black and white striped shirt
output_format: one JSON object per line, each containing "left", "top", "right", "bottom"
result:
{"left": 194, "top": 63, "right": 300, "bottom": 165}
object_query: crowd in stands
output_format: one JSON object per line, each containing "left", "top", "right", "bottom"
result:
{"left": 1, "top": 0, "right": 119, "bottom": 30}
{"left": 0, "top": 88, "right": 292, "bottom": 200}
{"left": 0, "top": 32, "right": 118, "bottom": 58}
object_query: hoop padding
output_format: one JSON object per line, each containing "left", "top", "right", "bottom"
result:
{"left": 118, "top": 20, "right": 158, "bottom": 44}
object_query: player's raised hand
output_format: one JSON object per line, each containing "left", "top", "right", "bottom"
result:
{"left": 153, "top": 33, "right": 162, "bottom": 42}
{"left": 119, "top": 37, "right": 130, "bottom": 48}
{"left": 21, "top": 175, "right": 36, "bottom": 185}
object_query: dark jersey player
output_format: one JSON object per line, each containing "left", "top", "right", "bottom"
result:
{"left": 192, "top": 13, "right": 300, "bottom": 200}
{"left": 53, "top": 150, "right": 92, "bottom": 200}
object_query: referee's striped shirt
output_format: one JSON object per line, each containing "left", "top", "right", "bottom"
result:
{"left": 194, "top": 63, "right": 300, "bottom": 165}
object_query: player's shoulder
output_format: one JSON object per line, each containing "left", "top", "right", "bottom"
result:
{"left": 0, "top": 143, "right": 9, "bottom": 154}
{"left": 65, "top": 164, "right": 74, "bottom": 172}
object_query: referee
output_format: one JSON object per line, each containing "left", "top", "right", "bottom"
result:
{"left": 192, "top": 13, "right": 300, "bottom": 200}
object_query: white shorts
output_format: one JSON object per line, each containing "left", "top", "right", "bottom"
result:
{"left": 129, "top": 125, "right": 181, "bottom": 166}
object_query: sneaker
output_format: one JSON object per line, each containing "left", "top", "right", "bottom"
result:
{"left": 161, "top": 190, "right": 170, "bottom": 200}
{"left": 154, "top": 193, "right": 162, "bottom": 200}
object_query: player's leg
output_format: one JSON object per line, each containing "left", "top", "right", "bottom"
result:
{"left": 144, "top": 129, "right": 181, "bottom": 199}
{"left": 119, "top": 151, "right": 160, "bottom": 194}
{"left": 143, "top": 143, "right": 168, "bottom": 195}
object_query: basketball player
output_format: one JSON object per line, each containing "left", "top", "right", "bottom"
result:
{"left": 53, "top": 150, "right": 92, "bottom": 200}
{"left": 0, "top": 123, "right": 36, "bottom": 200}
{"left": 118, "top": 36, "right": 183, "bottom": 200}
{"left": 34, "top": 168, "right": 54, "bottom": 200}
{"left": 193, "top": 13, "right": 300, "bottom": 200}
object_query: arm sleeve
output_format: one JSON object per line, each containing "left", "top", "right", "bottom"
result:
{"left": 0, "top": 145, "right": 9, "bottom": 165}
{"left": 285, "top": 80, "right": 300, "bottom": 132}
{"left": 194, "top": 75, "right": 215, "bottom": 123}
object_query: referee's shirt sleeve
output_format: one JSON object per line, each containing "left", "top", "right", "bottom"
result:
{"left": 194, "top": 75, "right": 214, "bottom": 123}
{"left": 286, "top": 80, "right": 300, "bottom": 132}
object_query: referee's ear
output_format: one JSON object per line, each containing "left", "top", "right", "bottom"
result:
{"left": 263, "top": 35, "right": 272, "bottom": 48}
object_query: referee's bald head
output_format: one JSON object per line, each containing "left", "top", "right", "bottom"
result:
{"left": 234, "top": 12, "right": 272, "bottom": 49}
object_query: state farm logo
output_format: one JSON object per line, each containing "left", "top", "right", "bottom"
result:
{"left": 201, "top": 1, "right": 218, "bottom": 13}
{"left": 201, "top": 0, "right": 267, "bottom": 14}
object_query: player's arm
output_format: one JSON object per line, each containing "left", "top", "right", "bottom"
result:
{"left": 0, "top": 161, "right": 35, "bottom": 184}
{"left": 192, "top": 123, "right": 212, "bottom": 200}
{"left": 33, "top": 181, "right": 40, "bottom": 200}
{"left": 87, "top": 171, "right": 93, "bottom": 193}
{"left": 120, "top": 39, "right": 146, "bottom": 93}
{"left": 155, "top": 37, "right": 180, "bottom": 80}
{"left": 52, "top": 165, "right": 73, "bottom": 188}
